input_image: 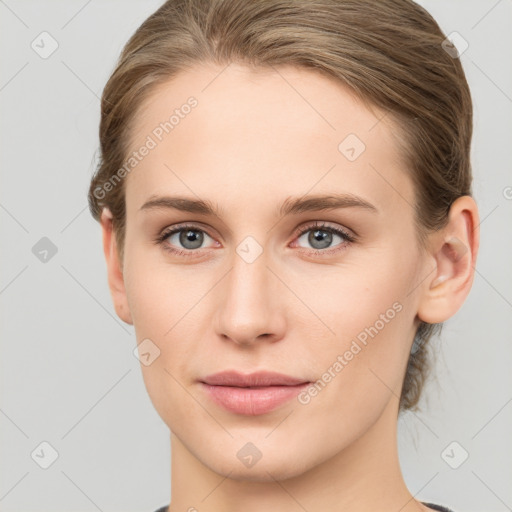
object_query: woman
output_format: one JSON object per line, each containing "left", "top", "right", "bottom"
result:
{"left": 88, "top": 1, "right": 479, "bottom": 511}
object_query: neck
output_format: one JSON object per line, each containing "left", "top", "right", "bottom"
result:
{"left": 167, "top": 398, "right": 430, "bottom": 512}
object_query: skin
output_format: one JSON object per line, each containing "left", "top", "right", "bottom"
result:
{"left": 100, "top": 63, "right": 479, "bottom": 512}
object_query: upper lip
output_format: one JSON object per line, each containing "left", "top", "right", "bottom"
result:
{"left": 201, "top": 370, "right": 309, "bottom": 387}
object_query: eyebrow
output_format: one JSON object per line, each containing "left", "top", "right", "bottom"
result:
{"left": 279, "top": 193, "right": 378, "bottom": 216}
{"left": 139, "top": 193, "right": 378, "bottom": 217}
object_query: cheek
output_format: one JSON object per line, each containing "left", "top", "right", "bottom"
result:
{"left": 122, "top": 244, "right": 197, "bottom": 365}
{"left": 123, "top": 254, "right": 205, "bottom": 425}
{"left": 310, "top": 258, "right": 410, "bottom": 343}
{"left": 305, "top": 250, "right": 417, "bottom": 396}
{"left": 298, "top": 283, "right": 410, "bottom": 441}
{"left": 125, "top": 266, "right": 205, "bottom": 385}
{"left": 123, "top": 241, "right": 204, "bottom": 337}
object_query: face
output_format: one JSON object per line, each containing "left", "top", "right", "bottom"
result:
{"left": 117, "top": 63, "right": 427, "bottom": 480}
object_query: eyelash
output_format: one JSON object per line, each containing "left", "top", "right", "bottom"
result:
{"left": 154, "top": 221, "right": 356, "bottom": 258}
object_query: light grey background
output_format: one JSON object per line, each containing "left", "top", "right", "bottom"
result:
{"left": 1, "top": 1, "right": 511, "bottom": 511}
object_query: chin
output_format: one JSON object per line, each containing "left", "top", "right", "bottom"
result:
{"left": 215, "top": 460, "right": 308, "bottom": 483}
{"left": 200, "top": 446, "right": 313, "bottom": 483}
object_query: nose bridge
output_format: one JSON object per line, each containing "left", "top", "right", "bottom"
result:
{"left": 215, "top": 240, "right": 283, "bottom": 345}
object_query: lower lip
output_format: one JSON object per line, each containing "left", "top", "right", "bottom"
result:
{"left": 200, "top": 382, "right": 310, "bottom": 415}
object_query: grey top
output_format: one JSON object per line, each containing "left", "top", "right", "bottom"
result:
{"left": 154, "top": 501, "right": 454, "bottom": 512}
{"left": 423, "top": 503, "right": 455, "bottom": 512}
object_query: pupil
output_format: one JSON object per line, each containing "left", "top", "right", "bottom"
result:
{"left": 310, "top": 229, "right": 331, "bottom": 249}
{"left": 180, "top": 229, "right": 203, "bottom": 249}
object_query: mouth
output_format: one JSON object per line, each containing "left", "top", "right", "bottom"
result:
{"left": 199, "top": 370, "right": 311, "bottom": 415}
{"left": 200, "top": 369, "right": 309, "bottom": 387}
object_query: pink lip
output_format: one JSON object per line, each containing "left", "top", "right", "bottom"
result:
{"left": 199, "top": 370, "right": 310, "bottom": 415}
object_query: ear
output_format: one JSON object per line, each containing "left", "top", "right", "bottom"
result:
{"left": 417, "top": 195, "right": 480, "bottom": 324}
{"left": 100, "top": 208, "right": 133, "bottom": 325}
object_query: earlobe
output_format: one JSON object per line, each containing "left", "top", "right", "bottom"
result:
{"left": 417, "top": 195, "right": 480, "bottom": 324}
{"left": 100, "top": 208, "right": 133, "bottom": 325}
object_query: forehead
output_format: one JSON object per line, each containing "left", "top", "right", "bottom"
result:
{"left": 124, "top": 63, "right": 414, "bottom": 220}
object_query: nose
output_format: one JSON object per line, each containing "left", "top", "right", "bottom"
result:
{"left": 213, "top": 248, "right": 286, "bottom": 347}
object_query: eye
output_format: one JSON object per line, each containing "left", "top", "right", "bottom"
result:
{"left": 155, "top": 224, "right": 217, "bottom": 257}
{"left": 292, "top": 221, "right": 355, "bottom": 255}
{"left": 155, "top": 221, "right": 356, "bottom": 258}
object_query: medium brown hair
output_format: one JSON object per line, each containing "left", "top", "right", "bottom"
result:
{"left": 88, "top": 0, "right": 473, "bottom": 412}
